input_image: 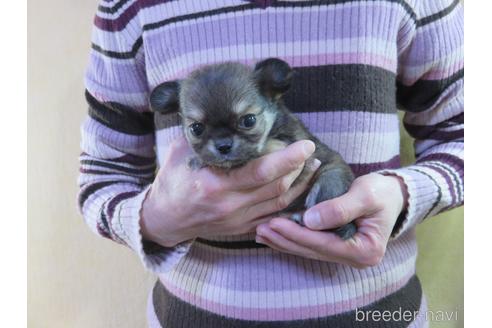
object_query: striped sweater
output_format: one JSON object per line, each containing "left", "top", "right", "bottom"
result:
{"left": 79, "top": 0, "right": 463, "bottom": 327}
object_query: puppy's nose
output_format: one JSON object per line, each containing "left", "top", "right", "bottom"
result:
{"left": 215, "top": 138, "right": 233, "bottom": 155}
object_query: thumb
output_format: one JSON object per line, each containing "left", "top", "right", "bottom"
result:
{"left": 165, "top": 135, "right": 194, "bottom": 166}
{"left": 303, "top": 184, "right": 370, "bottom": 230}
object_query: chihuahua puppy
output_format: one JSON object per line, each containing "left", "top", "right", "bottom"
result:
{"left": 150, "top": 58, "right": 356, "bottom": 240}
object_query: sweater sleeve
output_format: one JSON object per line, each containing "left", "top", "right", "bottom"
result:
{"left": 378, "top": 0, "right": 464, "bottom": 238}
{"left": 78, "top": 1, "right": 191, "bottom": 273}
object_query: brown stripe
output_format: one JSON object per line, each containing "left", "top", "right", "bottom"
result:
{"left": 86, "top": 90, "right": 154, "bottom": 135}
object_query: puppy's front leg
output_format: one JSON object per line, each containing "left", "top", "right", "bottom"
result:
{"left": 302, "top": 163, "right": 356, "bottom": 240}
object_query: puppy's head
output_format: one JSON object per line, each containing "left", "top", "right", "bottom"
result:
{"left": 150, "top": 58, "right": 293, "bottom": 168}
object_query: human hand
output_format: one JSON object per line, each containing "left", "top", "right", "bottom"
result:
{"left": 140, "top": 136, "right": 320, "bottom": 247}
{"left": 255, "top": 173, "right": 408, "bottom": 268}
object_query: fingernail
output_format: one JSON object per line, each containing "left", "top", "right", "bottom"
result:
{"left": 311, "top": 158, "right": 321, "bottom": 170}
{"left": 303, "top": 141, "right": 315, "bottom": 156}
{"left": 304, "top": 209, "right": 321, "bottom": 229}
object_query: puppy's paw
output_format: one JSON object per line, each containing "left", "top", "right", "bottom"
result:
{"left": 289, "top": 212, "right": 305, "bottom": 226}
{"left": 332, "top": 222, "right": 357, "bottom": 240}
{"left": 187, "top": 157, "right": 205, "bottom": 170}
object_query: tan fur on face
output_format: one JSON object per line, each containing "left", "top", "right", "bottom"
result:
{"left": 262, "top": 139, "right": 289, "bottom": 155}
{"left": 256, "top": 110, "right": 277, "bottom": 153}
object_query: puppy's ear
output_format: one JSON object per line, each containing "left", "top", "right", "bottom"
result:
{"left": 149, "top": 81, "right": 180, "bottom": 113}
{"left": 254, "top": 58, "right": 293, "bottom": 100}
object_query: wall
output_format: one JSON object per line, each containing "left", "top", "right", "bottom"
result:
{"left": 27, "top": 1, "right": 463, "bottom": 327}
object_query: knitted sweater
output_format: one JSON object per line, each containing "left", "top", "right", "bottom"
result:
{"left": 79, "top": 0, "right": 463, "bottom": 327}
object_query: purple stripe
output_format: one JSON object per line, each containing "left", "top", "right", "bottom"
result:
{"left": 145, "top": 4, "right": 400, "bottom": 58}
{"left": 99, "top": 0, "right": 126, "bottom": 7}
{"left": 79, "top": 168, "right": 154, "bottom": 178}
{"left": 416, "top": 153, "right": 463, "bottom": 176}
{"left": 107, "top": 191, "right": 140, "bottom": 219}
{"left": 448, "top": 113, "right": 464, "bottom": 124}
{"left": 80, "top": 153, "right": 155, "bottom": 167}
{"left": 94, "top": 0, "right": 170, "bottom": 32}
{"left": 424, "top": 129, "right": 463, "bottom": 141}
{"left": 405, "top": 125, "right": 463, "bottom": 141}
{"left": 250, "top": 0, "right": 274, "bottom": 9}
{"left": 80, "top": 168, "right": 122, "bottom": 176}
{"left": 96, "top": 222, "right": 112, "bottom": 240}
{"left": 419, "top": 164, "right": 457, "bottom": 206}
{"left": 111, "top": 154, "right": 156, "bottom": 166}
{"left": 404, "top": 113, "right": 463, "bottom": 139}
{"left": 350, "top": 156, "right": 401, "bottom": 177}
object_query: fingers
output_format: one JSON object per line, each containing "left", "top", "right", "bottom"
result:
{"left": 241, "top": 160, "right": 320, "bottom": 219}
{"left": 244, "top": 216, "right": 275, "bottom": 234}
{"left": 269, "top": 218, "right": 356, "bottom": 259}
{"left": 227, "top": 140, "right": 316, "bottom": 190}
{"left": 256, "top": 224, "right": 320, "bottom": 258}
{"left": 239, "top": 159, "right": 320, "bottom": 208}
{"left": 265, "top": 218, "right": 386, "bottom": 268}
{"left": 302, "top": 179, "right": 379, "bottom": 231}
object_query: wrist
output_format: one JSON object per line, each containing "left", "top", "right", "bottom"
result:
{"left": 140, "top": 186, "right": 159, "bottom": 241}
{"left": 379, "top": 173, "right": 408, "bottom": 213}
{"left": 378, "top": 173, "right": 410, "bottom": 237}
{"left": 391, "top": 175, "right": 409, "bottom": 212}
{"left": 140, "top": 187, "right": 182, "bottom": 247}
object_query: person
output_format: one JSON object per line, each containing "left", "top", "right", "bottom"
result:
{"left": 78, "top": 0, "right": 463, "bottom": 326}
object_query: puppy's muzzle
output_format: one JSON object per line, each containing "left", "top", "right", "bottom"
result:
{"left": 214, "top": 137, "right": 233, "bottom": 155}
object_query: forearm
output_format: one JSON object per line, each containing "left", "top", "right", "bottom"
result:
{"left": 380, "top": 0, "right": 463, "bottom": 237}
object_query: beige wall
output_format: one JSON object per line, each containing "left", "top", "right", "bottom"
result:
{"left": 27, "top": 1, "right": 463, "bottom": 327}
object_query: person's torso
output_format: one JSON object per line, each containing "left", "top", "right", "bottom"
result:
{"left": 131, "top": 0, "right": 421, "bottom": 324}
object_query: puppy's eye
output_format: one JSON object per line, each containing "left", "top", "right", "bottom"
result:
{"left": 239, "top": 114, "right": 256, "bottom": 129}
{"left": 189, "top": 122, "right": 205, "bottom": 137}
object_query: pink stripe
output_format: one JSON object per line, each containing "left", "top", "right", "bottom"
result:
{"left": 399, "top": 59, "right": 464, "bottom": 85}
{"left": 160, "top": 273, "right": 414, "bottom": 321}
{"left": 422, "top": 60, "right": 464, "bottom": 80}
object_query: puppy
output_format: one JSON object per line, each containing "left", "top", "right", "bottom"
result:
{"left": 150, "top": 58, "right": 356, "bottom": 240}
